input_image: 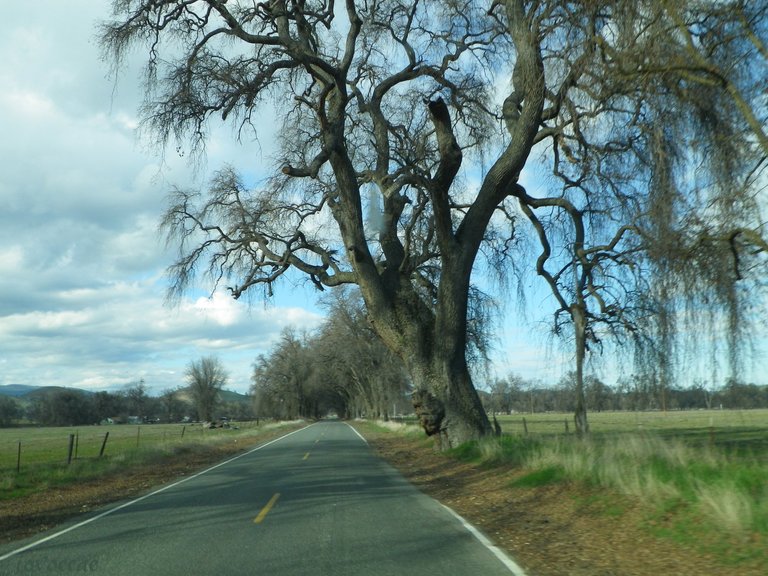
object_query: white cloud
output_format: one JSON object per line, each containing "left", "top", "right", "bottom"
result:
{"left": 4, "top": 87, "right": 57, "bottom": 118}
{"left": 0, "top": 273, "right": 323, "bottom": 393}
{"left": 191, "top": 293, "right": 242, "bottom": 327}
{"left": 0, "top": 247, "right": 24, "bottom": 273}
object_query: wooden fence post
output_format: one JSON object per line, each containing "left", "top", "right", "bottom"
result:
{"left": 67, "top": 434, "right": 75, "bottom": 464}
{"left": 99, "top": 432, "right": 110, "bottom": 458}
{"left": 522, "top": 417, "right": 528, "bottom": 436}
{"left": 16, "top": 441, "right": 21, "bottom": 473}
{"left": 565, "top": 419, "right": 570, "bottom": 435}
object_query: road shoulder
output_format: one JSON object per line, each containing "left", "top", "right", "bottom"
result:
{"left": 355, "top": 422, "right": 762, "bottom": 576}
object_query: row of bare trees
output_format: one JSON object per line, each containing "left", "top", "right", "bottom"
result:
{"left": 251, "top": 291, "right": 410, "bottom": 420}
{"left": 485, "top": 373, "right": 768, "bottom": 414}
{"left": 102, "top": 0, "right": 768, "bottom": 447}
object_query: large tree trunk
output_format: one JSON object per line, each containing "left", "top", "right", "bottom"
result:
{"left": 409, "top": 356, "right": 492, "bottom": 450}
{"left": 398, "top": 274, "right": 492, "bottom": 448}
{"left": 361, "top": 273, "right": 492, "bottom": 449}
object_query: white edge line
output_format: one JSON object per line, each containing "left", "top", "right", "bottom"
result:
{"left": 441, "top": 503, "right": 528, "bottom": 576}
{"left": 0, "top": 423, "right": 314, "bottom": 563}
{"left": 344, "top": 421, "right": 368, "bottom": 444}
{"left": 346, "top": 421, "right": 524, "bottom": 574}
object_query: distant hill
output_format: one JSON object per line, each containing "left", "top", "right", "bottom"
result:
{"left": 0, "top": 385, "right": 93, "bottom": 399}
{"left": 0, "top": 384, "right": 38, "bottom": 397}
{"left": 219, "top": 389, "right": 252, "bottom": 404}
{"left": 0, "top": 384, "right": 249, "bottom": 402}
{"left": 175, "top": 387, "right": 251, "bottom": 404}
{"left": 25, "top": 386, "right": 93, "bottom": 398}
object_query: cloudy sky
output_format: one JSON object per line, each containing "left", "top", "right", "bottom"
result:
{"left": 0, "top": 1, "right": 605, "bottom": 396}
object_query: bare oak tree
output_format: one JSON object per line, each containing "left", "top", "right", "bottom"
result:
{"left": 251, "top": 296, "right": 410, "bottom": 420}
{"left": 252, "top": 328, "right": 318, "bottom": 419}
{"left": 101, "top": 0, "right": 541, "bottom": 448}
{"left": 101, "top": 1, "right": 767, "bottom": 445}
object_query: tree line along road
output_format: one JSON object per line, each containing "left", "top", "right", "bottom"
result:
{"left": 0, "top": 421, "right": 525, "bottom": 575}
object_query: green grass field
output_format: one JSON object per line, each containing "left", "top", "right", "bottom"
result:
{"left": 0, "top": 421, "right": 296, "bottom": 499}
{"left": 496, "top": 409, "right": 768, "bottom": 450}
{"left": 0, "top": 422, "right": 260, "bottom": 469}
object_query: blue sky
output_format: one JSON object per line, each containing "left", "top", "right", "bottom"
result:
{"left": 3, "top": 1, "right": 755, "bottom": 396}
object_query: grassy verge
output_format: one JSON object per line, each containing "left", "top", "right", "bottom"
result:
{"left": 448, "top": 428, "right": 767, "bottom": 566}
{"left": 373, "top": 412, "right": 768, "bottom": 569}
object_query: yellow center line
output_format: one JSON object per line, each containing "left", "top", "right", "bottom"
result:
{"left": 253, "top": 492, "right": 281, "bottom": 524}
{"left": 302, "top": 452, "right": 310, "bottom": 460}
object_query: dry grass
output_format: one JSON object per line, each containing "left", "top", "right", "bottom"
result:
{"left": 697, "top": 483, "right": 754, "bottom": 533}
{"left": 516, "top": 433, "right": 763, "bottom": 536}
{"left": 385, "top": 415, "right": 766, "bottom": 538}
{"left": 365, "top": 419, "right": 422, "bottom": 435}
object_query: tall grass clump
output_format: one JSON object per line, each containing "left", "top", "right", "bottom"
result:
{"left": 448, "top": 435, "right": 541, "bottom": 467}
{"left": 450, "top": 433, "right": 768, "bottom": 535}
{"left": 519, "top": 432, "right": 765, "bottom": 536}
{"left": 696, "top": 483, "right": 754, "bottom": 533}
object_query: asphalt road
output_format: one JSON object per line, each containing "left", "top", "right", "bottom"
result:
{"left": 0, "top": 421, "right": 525, "bottom": 575}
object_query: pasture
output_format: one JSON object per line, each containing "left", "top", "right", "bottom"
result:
{"left": 0, "top": 421, "right": 291, "bottom": 499}
{"left": 495, "top": 408, "right": 768, "bottom": 449}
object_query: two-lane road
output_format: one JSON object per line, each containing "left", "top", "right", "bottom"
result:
{"left": 0, "top": 421, "right": 525, "bottom": 575}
